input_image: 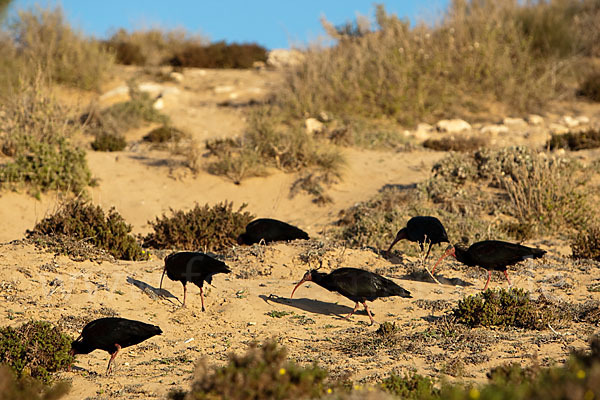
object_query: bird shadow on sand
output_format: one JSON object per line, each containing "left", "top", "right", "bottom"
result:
{"left": 259, "top": 294, "right": 371, "bottom": 318}
{"left": 392, "top": 271, "right": 474, "bottom": 287}
{"left": 126, "top": 277, "right": 180, "bottom": 304}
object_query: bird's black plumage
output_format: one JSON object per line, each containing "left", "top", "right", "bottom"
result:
{"left": 291, "top": 267, "right": 411, "bottom": 324}
{"left": 71, "top": 317, "right": 162, "bottom": 374}
{"left": 387, "top": 216, "right": 449, "bottom": 259}
{"left": 161, "top": 251, "right": 231, "bottom": 310}
{"left": 432, "top": 240, "right": 546, "bottom": 290}
{"left": 237, "top": 218, "right": 309, "bottom": 245}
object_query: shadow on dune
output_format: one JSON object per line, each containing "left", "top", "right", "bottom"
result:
{"left": 259, "top": 294, "right": 370, "bottom": 317}
{"left": 126, "top": 276, "right": 180, "bottom": 304}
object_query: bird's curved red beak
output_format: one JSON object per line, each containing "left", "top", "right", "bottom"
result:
{"left": 386, "top": 229, "right": 407, "bottom": 253}
{"left": 290, "top": 278, "right": 307, "bottom": 299}
{"left": 431, "top": 246, "right": 456, "bottom": 275}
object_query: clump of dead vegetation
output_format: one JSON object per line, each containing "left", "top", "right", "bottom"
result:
{"left": 547, "top": 128, "right": 600, "bottom": 151}
{"left": 0, "top": 320, "right": 73, "bottom": 384}
{"left": 571, "top": 225, "right": 600, "bottom": 261}
{"left": 143, "top": 201, "right": 255, "bottom": 252}
{"left": 276, "top": 1, "right": 599, "bottom": 126}
{"left": 206, "top": 107, "right": 344, "bottom": 202}
{"left": 422, "top": 136, "right": 487, "bottom": 152}
{"left": 453, "top": 288, "right": 566, "bottom": 330}
{"left": 169, "top": 339, "right": 328, "bottom": 400}
{"left": 578, "top": 69, "right": 600, "bottom": 102}
{"left": 169, "top": 41, "right": 267, "bottom": 69}
{"left": 28, "top": 198, "right": 147, "bottom": 261}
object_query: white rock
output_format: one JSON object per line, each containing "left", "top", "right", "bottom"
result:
{"left": 576, "top": 115, "right": 590, "bottom": 125}
{"left": 305, "top": 118, "right": 324, "bottom": 135}
{"left": 152, "top": 97, "right": 164, "bottom": 110}
{"left": 436, "top": 119, "right": 471, "bottom": 133}
{"left": 527, "top": 114, "right": 544, "bottom": 125}
{"left": 502, "top": 117, "right": 527, "bottom": 126}
{"left": 480, "top": 124, "right": 509, "bottom": 135}
{"left": 229, "top": 92, "right": 239, "bottom": 100}
{"left": 561, "top": 116, "right": 579, "bottom": 128}
{"left": 214, "top": 85, "right": 235, "bottom": 94}
{"left": 169, "top": 71, "right": 184, "bottom": 83}
{"left": 549, "top": 123, "right": 569, "bottom": 135}
{"left": 267, "top": 49, "right": 305, "bottom": 69}
{"left": 99, "top": 86, "right": 129, "bottom": 101}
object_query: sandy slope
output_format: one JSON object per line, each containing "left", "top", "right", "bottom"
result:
{"left": 0, "top": 66, "right": 599, "bottom": 399}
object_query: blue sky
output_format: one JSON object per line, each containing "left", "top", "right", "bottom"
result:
{"left": 10, "top": 1, "right": 449, "bottom": 49}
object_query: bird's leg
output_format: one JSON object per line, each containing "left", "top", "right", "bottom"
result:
{"left": 106, "top": 344, "right": 121, "bottom": 375}
{"left": 424, "top": 242, "right": 433, "bottom": 262}
{"left": 182, "top": 284, "right": 187, "bottom": 307}
{"left": 200, "top": 287, "right": 206, "bottom": 312}
{"left": 362, "top": 302, "right": 375, "bottom": 326}
{"left": 503, "top": 270, "right": 512, "bottom": 287}
{"left": 343, "top": 302, "right": 360, "bottom": 320}
{"left": 483, "top": 270, "right": 492, "bottom": 291}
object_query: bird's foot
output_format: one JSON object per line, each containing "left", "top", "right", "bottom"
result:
{"left": 201, "top": 306, "right": 206, "bottom": 312}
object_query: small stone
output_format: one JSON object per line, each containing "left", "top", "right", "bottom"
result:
{"left": 502, "top": 117, "right": 527, "bottom": 126}
{"left": 576, "top": 115, "right": 590, "bottom": 125}
{"left": 436, "top": 119, "right": 471, "bottom": 133}
{"left": 169, "top": 72, "right": 184, "bottom": 83}
{"left": 305, "top": 118, "right": 324, "bottom": 135}
{"left": 549, "top": 123, "right": 569, "bottom": 135}
{"left": 527, "top": 114, "right": 544, "bottom": 125}
{"left": 561, "top": 116, "right": 579, "bottom": 128}
{"left": 318, "top": 111, "right": 330, "bottom": 122}
{"left": 247, "top": 322, "right": 256, "bottom": 326}
{"left": 152, "top": 97, "right": 164, "bottom": 110}
{"left": 480, "top": 124, "right": 509, "bottom": 135}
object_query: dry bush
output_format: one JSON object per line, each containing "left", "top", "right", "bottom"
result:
{"left": 0, "top": 366, "right": 69, "bottom": 400}
{"left": 143, "top": 201, "right": 255, "bottom": 252}
{"left": 578, "top": 69, "right": 600, "bottom": 101}
{"left": 170, "top": 339, "right": 327, "bottom": 400}
{"left": 277, "top": 2, "right": 580, "bottom": 126}
{"left": 422, "top": 136, "right": 487, "bottom": 152}
{"left": 104, "top": 28, "right": 208, "bottom": 67}
{"left": 548, "top": 128, "right": 600, "bottom": 150}
{"left": 143, "top": 125, "right": 186, "bottom": 144}
{"left": 90, "top": 132, "right": 126, "bottom": 152}
{"left": 10, "top": 6, "right": 113, "bottom": 90}
{"left": 571, "top": 225, "right": 600, "bottom": 261}
{"left": 28, "top": 199, "right": 147, "bottom": 261}
{"left": 0, "top": 80, "right": 93, "bottom": 196}
{"left": 169, "top": 41, "right": 267, "bottom": 69}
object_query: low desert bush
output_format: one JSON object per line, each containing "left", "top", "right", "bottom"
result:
{"left": 578, "top": 70, "right": 600, "bottom": 101}
{"left": 169, "top": 41, "right": 267, "bottom": 69}
{"left": 0, "top": 82, "right": 93, "bottom": 196}
{"left": 90, "top": 132, "right": 127, "bottom": 152}
{"left": 143, "top": 125, "right": 185, "bottom": 144}
{"left": 453, "top": 288, "right": 564, "bottom": 330}
{"left": 571, "top": 225, "right": 600, "bottom": 261}
{"left": 28, "top": 199, "right": 147, "bottom": 261}
{"left": 10, "top": 6, "right": 113, "bottom": 90}
{"left": 422, "top": 136, "right": 487, "bottom": 152}
{"left": 143, "top": 201, "right": 255, "bottom": 252}
{"left": 0, "top": 321, "right": 73, "bottom": 383}
{"left": 547, "top": 128, "right": 600, "bottom": 150}
{"left": 380, "top": 372, "right": 439, "bottom": 400}
{"left": 0, "top": 366, "right": 69, "bottom": 400}
{"left": 170, "top": 339, "right": 327, "bottom": 400}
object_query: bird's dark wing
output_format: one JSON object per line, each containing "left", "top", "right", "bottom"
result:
{"left": 468, "top": 240, "right": 545, "bottom": 269}
{"left": 327, "top": 268, "right": 411, "bottom": 300}
{"left": 407, "top": 216, "right": 449, "bottom": 244}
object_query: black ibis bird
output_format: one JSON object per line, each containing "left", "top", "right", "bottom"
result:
{"left": 387, "top": 216, "right": 449, "bottom": 260}
{"left": 431, "top": 240, "right": 546, "bottom": 290}
{"left": 290, "top": 267, "right": 412, "bottom": 325}
{"left": 160, "top": 251, "right": 231, "bottom": 310}
{"left": 70, "top": 317, "right": 162, "bottom": 375}
{"left": 237, "top": 218, "right": 309, "bottom": 245}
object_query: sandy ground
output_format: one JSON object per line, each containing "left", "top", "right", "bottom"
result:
{"left": 0, "top": 66, "right": 599, "bottom": 399}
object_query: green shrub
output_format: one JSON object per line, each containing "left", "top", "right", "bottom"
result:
{"left": 548, "top": 129, "right": 600, "bottom": 150}
{"left": 380, "top": 372, "right": 439, "bottom": 400}
{"left": 143, "top": 125, "right": 185, "bottom": 144}
{"left": 28, "top": 199, "right": 147, "bottom": 261}
{"left": 143, "top": 201, "right": 255, "bottom": 252}
{"left": 90, "top": 132, "right": 127, "bottom": 152}
{"left": 453, "top": 288, "right": 563, "bottom": 330}
{"left": 169, "top": 41, "right": 267, "bottom": 69}
{"left": 171, "top": 339, "right": 327, "bottom": 400}
{"left": 0, "top": 321, "right": 73, "bottom": 383}
{"left": 572, "top": 225, "right": 600, "bottom": 261}
{"left": 11, "top": 6, "right": 113, "bottom": 90}
{"left": 0, "top": 366, "right": 69, "bottom": 400}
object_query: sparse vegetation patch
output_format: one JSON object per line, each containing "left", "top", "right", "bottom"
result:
{"left": 571, "top": 225, "right": 600, "bottom": 261}
{"left": 548, "top": 128, "right": 600, "bottom": 150}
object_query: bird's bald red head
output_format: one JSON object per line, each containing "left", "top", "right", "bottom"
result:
{"left": 290, "top": 270, "right": 313, "bottom": 298}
